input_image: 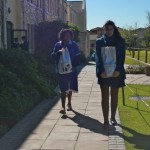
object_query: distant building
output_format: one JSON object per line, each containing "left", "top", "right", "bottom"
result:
{"left": 67, "top": 0, "right": 90, "bottom": 58}
{"left": 89, "top": 27, "right": 104, "bottom": 53}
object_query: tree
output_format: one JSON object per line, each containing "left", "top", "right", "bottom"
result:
{"left": 143, "top": 11, "right": 150, "bottom": 47}
{"left": 67, "top": 23, "right": 80, "bottom": 42}
{"left": 120, "top": 24, "right": 138, "bottom": 47}
{"left": 33, "top": 20, "right": 80, "bottom": 88}
{"left": 34, "top": 20, "right": 80, "bottom": 66}
{"left": 35, "top": 20, "right": 80, "bottom": 59}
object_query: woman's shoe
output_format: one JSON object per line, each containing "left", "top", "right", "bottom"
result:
{"left": 59, "top": 108, "right": 66, "bottom": 114}
{"left": 110, "top": 118, "right": 117, "bottom": 126}
{"left": 67, "top": 104, "right": 72, "bottom": 111}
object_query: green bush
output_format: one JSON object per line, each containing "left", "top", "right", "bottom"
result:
{"left": 0, "top": 49, "right": 55, "bottom": 137}
{"left": 125, "top": 64, "right": 145, "bottom": 74}
{"left": 35, "top": 20, "right": 80, "bottom": 54}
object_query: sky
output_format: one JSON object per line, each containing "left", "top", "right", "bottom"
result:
{"left": 69, "top": 0, "right": 150, "bottom": 30}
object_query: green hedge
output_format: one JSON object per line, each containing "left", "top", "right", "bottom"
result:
{"left": 0, "top": 49, "right": 55, "bottom": 137}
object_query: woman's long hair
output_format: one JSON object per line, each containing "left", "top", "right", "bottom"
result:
{"left": 103, "top": 20, "right": 123, "bottom": 40}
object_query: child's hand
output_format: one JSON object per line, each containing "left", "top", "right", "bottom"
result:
{"left": 59, "top": 48, "right": 65, "bottom": 52}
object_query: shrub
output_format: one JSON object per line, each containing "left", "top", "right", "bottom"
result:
{"left": 0, "top": 49, "right": 55, "bottom": 137}
{"left": 35, "top": 20, "right": 80, "bottom": 54}
{"left": 125, "top": 64, "right": 145, "bottom": 74}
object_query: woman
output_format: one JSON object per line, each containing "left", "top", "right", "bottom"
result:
{"left": 96, "top": 20, "right": 126, "bottom": 126}
{"left": 51, "top": 29, "right": 80, "bottom": 114}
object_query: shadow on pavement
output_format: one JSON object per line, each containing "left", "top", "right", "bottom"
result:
{"left": 0, "top": 95, "right": 60, "bottom": 150}
{"left": 123, "top": 104, "right": 150, "bottom": 127}
{"left": 119, "top": 124, "right": 150, "bottom": 150}
{"left": 63, "top": 109, "right": 150, "bottom": 150}
{"left": 63, "top": 109, "right": 109, "bottom": 135}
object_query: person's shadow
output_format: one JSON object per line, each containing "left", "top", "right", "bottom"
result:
{"left": 62, "top": 109, "right": 110, "bottom": 135}
{"left": 118, "top": 124, "right": 150, "bottom": 150}
{"left": 62, "top": 110, "right": 150, "bottom": 150}
{"left": 106, "top": 121, "right": 150, "bottom": 150}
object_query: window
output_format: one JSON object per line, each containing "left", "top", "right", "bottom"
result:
{"left": 91, "top": 43, "right": 95, "bottom": 47}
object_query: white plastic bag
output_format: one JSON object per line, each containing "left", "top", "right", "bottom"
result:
{"left": 101, "top": 46, "right": 116, "bottom": 77}
{"left": 58, "top": 47, "right": 72, "bottom": 74}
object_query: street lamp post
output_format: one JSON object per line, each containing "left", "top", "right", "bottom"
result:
{"left": 1, "top": 0, "right": 7, "bottom": 49}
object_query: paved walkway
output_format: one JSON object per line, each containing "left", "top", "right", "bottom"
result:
{"left": 0, "top": 62, "right": 149, "bottom": 150}
{"left": 126, "top": 74, "right": 150, "bottom": 85}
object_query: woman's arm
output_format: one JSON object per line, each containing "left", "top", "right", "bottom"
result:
{"left": 96, "top": 39, "right": 105, "bottom": 77}
{"left": 115, "top": 39, "right": 126, "bottom": 72}
{"left": 51, "top": 43, "right": 62, "bottom": 61}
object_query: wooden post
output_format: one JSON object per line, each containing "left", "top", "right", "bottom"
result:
{"left": 122, "top": 87, "right": 125, "bottom": 106}
{"left": 137, "top": 50, "right": 140, "bottom": 60}
{"left": 132, "top": 49, "right": 135, "bottom": 58}
{"left": 145, "top": 49, "right": 148, "bottom": 63}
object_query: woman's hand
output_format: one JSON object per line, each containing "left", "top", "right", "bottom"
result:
{"left": 112, "top": 71, "right": 120, "bottom": 77}
{"left": 100, "top": 72, "right": 107, "bottom": 78}
{"left": 57, "top": 48, "right": 65, "bottom": 56}
{"left": 59, "top": 48, "right": 65, "bottom": 52}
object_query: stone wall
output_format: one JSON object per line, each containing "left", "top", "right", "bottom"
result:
{"left": 79, "top": 31, "right": 90, "bottom": 59}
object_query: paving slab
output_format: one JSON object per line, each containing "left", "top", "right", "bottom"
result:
{"left": 41, "top": 140, "right": 76, "bottom": 150}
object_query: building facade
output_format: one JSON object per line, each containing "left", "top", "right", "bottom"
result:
{"left": 89, "top": 27, "right": 104, "bottom": 53}
{"left": 67, "top": 0, "right": 90, "bottom": 58}
{"left": 67, "top": 0, "right": 86, "bottom": 32}
{"left": 0, "top": 0, "right": 67, "bottom": 52}
{"left": 1, "top": 0, "right": 89, "bottom": 58}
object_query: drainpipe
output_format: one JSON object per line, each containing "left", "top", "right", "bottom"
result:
{"left": 1, "top": 0, "right": 7, "bottom": 49}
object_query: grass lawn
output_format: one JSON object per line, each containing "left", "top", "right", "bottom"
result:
{"left": 125, "top": 56, "right": 144, "bottom": 66}
{"left": 125, "top": 56, "right": 145, "bottom": 74}
{"left": 118, "top": 84, "right": 150, "bottom": 150}
{"left": 126, "top": 50, "right": 150, "bottom": 64}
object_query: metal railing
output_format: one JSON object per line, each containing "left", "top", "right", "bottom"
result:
{"left": 127, "top": 47, "right": 150, "bottom": 64}
{"left": 121, "top": 85, "right": 150, "bottom": 110}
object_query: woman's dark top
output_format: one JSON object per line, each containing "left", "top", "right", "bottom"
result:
{"left": 96, "top": 34, "right": 126, "bottom": 88}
